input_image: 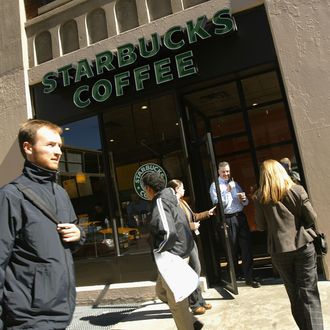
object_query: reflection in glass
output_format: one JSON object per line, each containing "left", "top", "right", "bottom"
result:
{"left": 59, "top": 117, "right": 110, "bottom": 259}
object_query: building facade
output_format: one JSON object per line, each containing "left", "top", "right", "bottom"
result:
{"left": 1, "top": 0, "right": 329, "bottom": 288}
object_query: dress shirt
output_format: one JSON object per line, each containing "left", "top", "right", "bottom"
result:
{"left": 209, "top": 177, "right": 248, "bottom": 214}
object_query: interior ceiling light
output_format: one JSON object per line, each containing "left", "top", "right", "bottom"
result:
{"left": 110, "top": 139, "right": 115, "bottom": 142}
{"left": 141, "top": 105, "right": 148, "bottom": 110}
{"left": 64, "top": 127, "right": 70, "bottom": 131}
{"left": 175, "top": 122, "right": 179, "bottom": 126}
{"left": 252, "top": 103, "right": 258, "bottom": 106}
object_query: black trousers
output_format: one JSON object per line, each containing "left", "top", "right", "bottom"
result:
{"left": 225, "top": 212, "right": 253, "bottom": 281}
{"left": 272, "top": 243, "right": 323, "bottom": 330}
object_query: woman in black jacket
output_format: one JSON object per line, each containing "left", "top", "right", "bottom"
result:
{"left": 254, "top": 159, "right": 323, "bottom": 330}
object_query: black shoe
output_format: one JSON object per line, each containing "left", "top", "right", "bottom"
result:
{"left": 245, "top": 280, "right": 261, "bottom": 288}
{"left": 193, "top": 320, "right": 204, "bottom": 330}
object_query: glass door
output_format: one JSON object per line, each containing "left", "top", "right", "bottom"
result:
{"left": 181, "top": 67, "right": 304, "bottom": 289}
{"left": 202, "top": 132, "right": 238, "bottom": 294}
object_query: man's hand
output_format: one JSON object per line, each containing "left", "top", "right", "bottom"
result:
{"left": 57, "top": 223, "right": 81, "bottom": 242}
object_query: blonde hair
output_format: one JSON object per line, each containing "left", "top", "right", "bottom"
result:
{"left": 257, "top": 159, "right": 294, "bottom": 204}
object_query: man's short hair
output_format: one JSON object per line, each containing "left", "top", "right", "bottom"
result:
{"left": 18, "top": 119, "right": 62, "bottom": 158}
{"left": 218, "top": 161, "right": 229, "bottom": 169}
{"left": 142, "top": 172, "right": 166, "bottom": 193}
{"left": 279, "top": 157, "right": 291, "bottom": 170}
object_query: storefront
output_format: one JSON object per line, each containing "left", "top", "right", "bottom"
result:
{"left": 27, "top": 4, "right": 311, "bottom": 291}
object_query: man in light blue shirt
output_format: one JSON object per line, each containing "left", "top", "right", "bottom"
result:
{"left": 209, "top": 161, "right": 260, "bottom": 288}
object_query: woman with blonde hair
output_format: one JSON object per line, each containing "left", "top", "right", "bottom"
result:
{"left": 254, "top": 159, "right": 323, "bottom": 330}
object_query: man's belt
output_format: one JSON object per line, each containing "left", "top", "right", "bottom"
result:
{"left": 225, "top": 211, "right": 244, "bottom": 218}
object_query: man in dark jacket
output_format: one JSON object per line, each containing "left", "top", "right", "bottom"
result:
{"left": 0, "top": 119, "right": 85, "bottom": 329}
{"left": 143, "top": 172, "right": 202, "bottom": 330}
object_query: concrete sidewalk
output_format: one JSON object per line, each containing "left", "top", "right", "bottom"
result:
{"left": 70, "top": 280, "right": 330, "bottom": 329}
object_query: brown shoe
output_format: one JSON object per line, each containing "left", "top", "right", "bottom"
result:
{"left": 203, "top": 303, "right": 212, "bottom": 310}
{"left": 193, "top": 306, "right": 206, "bottom": 315}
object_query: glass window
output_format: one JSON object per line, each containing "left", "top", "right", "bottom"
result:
{"left": 210, "top": 112, "right": 245, "bottom": 138}
{"left": 67, "top": 152, "right": 82, "bottom": 163}
{"left": 213, "top": 134, "right": 249, "bottom": 156}
{"left": 256, "top": 144, "right": 296, "bottom": 165}
{"left": 102, "top": 93, "right": 186, "bottom": 256}
{"left": 59, "top": 117, "right": 110, "bottom": 260}
{"left": 242, "top": 71, "right": 282, "bottom": 107}
{"left": 249, "top": 102, "right": 292, "bottom": 146}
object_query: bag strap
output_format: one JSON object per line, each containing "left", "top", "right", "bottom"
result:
{"left": 14, "top": 183, "right": 60, "bottom": 225}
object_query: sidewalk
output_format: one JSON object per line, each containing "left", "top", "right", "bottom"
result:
{"left": 69, "top": 280, "right": 330, "bottom": 329}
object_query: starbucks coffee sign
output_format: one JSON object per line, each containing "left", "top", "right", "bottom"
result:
{"left": 133, "top": 163, "right": 167, "bottom": 200}
{"left": 42, "top": 8, "right": 237, "bottom": 109}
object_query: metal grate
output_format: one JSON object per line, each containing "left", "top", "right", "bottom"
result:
{"left": 67, "top": 304, "right": 141, "bottom": 329}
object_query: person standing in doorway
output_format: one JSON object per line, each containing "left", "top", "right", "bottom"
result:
{"left": 0, "top": 119, "right": 85, "bottom": 329}
{"left": 209, "top": 161, "right": 260, "bottom": 288}
{"left": 143, "top": 173, "right": 203, "bottom": 330}
{"left": 279, "top": 157, "right": 301, "bottom": 184}
{"left": 168, "top": 179, "right": 215, "bottom": 315}
{"left": 254, "top": 159, "right": 323, "bottom": 330}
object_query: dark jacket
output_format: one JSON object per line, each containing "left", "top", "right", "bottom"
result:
{"left": 149, "top": 188, "right": 194, "bottom": 258}
{"left": 0, "top": 161, "right": 84, "bottom": 330}
{"left": 254, "top": 184, "right": 315, "bottom": 254}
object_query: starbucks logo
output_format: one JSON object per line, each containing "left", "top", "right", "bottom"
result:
{"left": 133, "top": 163, "right": 167, "bottom": 200}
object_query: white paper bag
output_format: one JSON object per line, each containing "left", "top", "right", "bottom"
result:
{"left": 154, "top": 251, "right": 199, "bottom": 302}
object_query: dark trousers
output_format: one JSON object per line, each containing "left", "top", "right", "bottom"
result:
{"left": 188, "top": 241, "right": 206, "bottom": 309}
{"left": 225, "top": 212, "right": 253, "bottom": 281}
{"left": 272, "top": 243, "right": 323, "bottom": 330}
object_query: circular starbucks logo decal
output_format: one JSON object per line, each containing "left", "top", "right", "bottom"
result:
{"left": 133, "top": 163, "right": 167, "bottom": 200}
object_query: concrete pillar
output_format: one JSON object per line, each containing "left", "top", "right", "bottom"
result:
{"left": 171, "top": 0, "right": 184, "bottom": 13}
{"left": 265, "top": 0, "right": 330, "bottom": 279}
{"left": 49, "top": 25, "right": 61, "bottom": 57}
{"left": 136, "top": 0, "right": 150, "bottom": 25}
{"left": 76, "top": 15, "right": 88, "bottom": 48}
{"left": 103, "top": 2, "right": 118, "bottom": 36}
{"left": 0, "top": 0, "right": 31, "bottom": 185}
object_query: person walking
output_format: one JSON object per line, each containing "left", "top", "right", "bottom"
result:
{"left": 168, "top": 179, "right": 214, "bottom": 315}
{"left": 254, "top": 159, "right": 323, "bottom": 330}
{"left": 0, "top": 119, "right": 85, "bottom": 329}
{"left": 209, "top": 161, "right": 260, "bottom": 287}
{"left": 143, "top": 173, "right": 203, "bottom": 330}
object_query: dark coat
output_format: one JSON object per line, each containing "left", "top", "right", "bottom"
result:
{"left": 149, "top": 188, "right": 194, "bottom": 258}
{"left": 0, "top": 161, "right": 84, "bottom": 329}
{"left": 254, "top": 184, "right": 315, "bottom": 254}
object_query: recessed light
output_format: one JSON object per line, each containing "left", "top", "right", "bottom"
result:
{"left": 252, "top": 103, "right": 258, "bottom": 106}
{"left": 141, "top": 105, "right": 148, "bottom": 110}
{"left": 110, "top": 139, "right": 114, "bottom": 142}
